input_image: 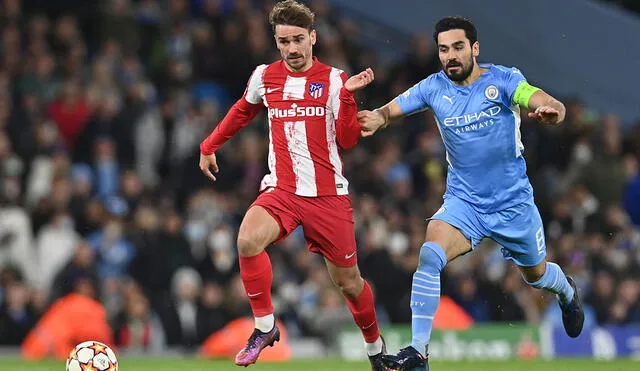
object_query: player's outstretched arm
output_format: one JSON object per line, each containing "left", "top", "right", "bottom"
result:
{"left": 358, "top": 100, "right": 405, "bottom": 137}
{"left": 199, "top": 98, "right": 263, "bottom": 181}
{"left": 359, "top": 77, "right": 431, "bottom": 137}
{"left": 523, "top": 88, "right": 566, "bottom": 125}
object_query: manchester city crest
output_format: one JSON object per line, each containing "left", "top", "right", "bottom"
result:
{"left": 485, "top": 85, "right": 499, "bottom": 100}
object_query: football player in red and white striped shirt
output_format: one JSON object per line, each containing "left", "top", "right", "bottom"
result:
{"left": 199, "top": 1, "right": 387, "bottom": 369}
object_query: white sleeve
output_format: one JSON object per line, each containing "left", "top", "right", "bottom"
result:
{"left": 244, "top": 64, "right": 268, "bottom": 105}
{"left": 328, "top": 67, "right": 345, "bottom": 118}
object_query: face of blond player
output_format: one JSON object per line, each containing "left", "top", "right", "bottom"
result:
{"left": 437, "top": 28, "right": 479, "bottom": 82}
{"left": 274, "top": 24, "right": 316, "bottom": 72}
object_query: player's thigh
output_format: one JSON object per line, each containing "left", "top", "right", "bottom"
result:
{"left": 239, "top": 189, "right": 301, "bottom": 256}
{"left": 489, "top": 200, "right": 547, "bottom": 269}
{"left": 427, "top": 196, "right": 486, "bottom": 262}
{"left": 300, "top": 195, "right": 358, "bottom": 268}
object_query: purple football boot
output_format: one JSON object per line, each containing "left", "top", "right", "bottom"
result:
{"left": 234, "top": 326, "right": 281, "bottom": 367}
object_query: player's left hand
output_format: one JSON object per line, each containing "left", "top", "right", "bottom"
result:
{"left": 344, "top": 68, "right": 375, "bottom": 92}
{"left": 528, "top": 106, "right": 561, "bottom": 125}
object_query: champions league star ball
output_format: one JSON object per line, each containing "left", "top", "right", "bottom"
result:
{"left": 66, "top": 341, "right": 118, "bottom": 371}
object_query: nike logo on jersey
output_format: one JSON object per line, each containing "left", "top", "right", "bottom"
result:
{"left": 442, "top": 95, "right": 454, "bottom": 104}
{"left": 345, "top": 252, "right": 356, "bottom": 259}
{"left": 267, "top": 87, "right": 281, "bottom": 93}
{"left": 247, "top": 292, "right": 263, "bottom": 297}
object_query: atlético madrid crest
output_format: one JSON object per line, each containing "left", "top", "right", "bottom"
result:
{"left": 309, "top": 82, "right": 324, "bottom": 99}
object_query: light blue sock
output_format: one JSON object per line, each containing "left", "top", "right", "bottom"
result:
{"left": 525, "top": 262, "right": 575, "bottom": 305}
{"left": 410, "top": 242, "right": 447, "bottom": 356}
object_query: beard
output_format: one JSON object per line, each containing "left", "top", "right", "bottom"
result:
{"left": 444, "top": 56, "right": 474, "bottom": 82}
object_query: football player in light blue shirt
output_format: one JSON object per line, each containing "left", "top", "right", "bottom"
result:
{"left": 359, "top": 16, "right": 585, "bottom": 371}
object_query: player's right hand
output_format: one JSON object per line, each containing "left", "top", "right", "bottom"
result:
{"left": 199, "top": 152, "right": 219, "bottom": 181}
{"left": 358, "top": 110, "right": 386, "bottom": 137}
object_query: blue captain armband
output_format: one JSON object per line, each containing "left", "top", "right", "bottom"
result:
{"left": 512, "top": 82, "right": 540, "bottom": 109}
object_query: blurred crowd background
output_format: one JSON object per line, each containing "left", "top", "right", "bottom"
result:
{"left": 0, "top": 0, "right": 639, "bottom": 353}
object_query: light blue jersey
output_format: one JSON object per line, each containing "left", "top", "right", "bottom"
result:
{"left": 396, "top": 63, "right": 532, "bottom": 213}
{"left": 399, "top": 63, "right": 579, "bottom": 357}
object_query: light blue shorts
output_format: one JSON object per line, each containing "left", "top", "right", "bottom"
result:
{"left": 428, "top": 195, "right": 547, "bottom": 267}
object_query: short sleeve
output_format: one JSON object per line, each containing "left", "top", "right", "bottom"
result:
{"left": 244, "top": 64, "right": 267, "bottom": 105}
{"left": 394, "top": 77, "right": 433, "bottom": 115}
{"left": 503, "top": 67, "right": 527, "bottom": 106}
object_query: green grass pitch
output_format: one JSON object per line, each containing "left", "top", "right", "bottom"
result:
{"left": 0, "top": 358, "right": 638, "bottom": 371}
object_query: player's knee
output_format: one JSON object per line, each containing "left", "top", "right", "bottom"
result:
{"left": 523, "top": 270, "right": 544, "bottom": 284}
{"left": 338, "top": 281, "right": 360, "bottom": 299}
{"left": 332, "top": 271, "right": 362, "bottom": 299}
{"left": 418, "top": 243, "right": 447, "bottom": 273}
{"left": 425, "top": 220, "right": 449, "bottom": 243}
{"left": 236, "top": 234, "right": 265, "bottom": 257}
{"left": 521, "top": 262, "right": 547, "bottom": 285}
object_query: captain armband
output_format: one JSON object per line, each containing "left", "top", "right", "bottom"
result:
{"left": 512, "top": 82, "right": 541, "bottom": 109}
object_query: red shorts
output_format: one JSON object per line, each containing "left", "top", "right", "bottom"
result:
{"left": 251, "top": 187, "right": 357, "bottom": 267}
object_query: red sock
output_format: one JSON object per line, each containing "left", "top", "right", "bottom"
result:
{"left": 345, "top": 280, "right": 380, "bottom": 343}
{"left": 239, "top": 251, "right": 274, "bottom": 317}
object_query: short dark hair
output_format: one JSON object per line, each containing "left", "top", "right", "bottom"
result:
{"left": 269, "top": 0, "right": 315, "bottom": 32}
{"left": 433, "top": 16, "right": 478, "bottom": 45}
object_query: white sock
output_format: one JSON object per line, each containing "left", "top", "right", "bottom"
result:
{"left": 255, "top": 314, "right": 275, "bottom": 332}
{"left": 365, "top": 336, "right": 383, "bottom": 356}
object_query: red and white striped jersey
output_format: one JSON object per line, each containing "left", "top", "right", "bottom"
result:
{"left": 200, "top": 57, "right": 360, "bottom": 197}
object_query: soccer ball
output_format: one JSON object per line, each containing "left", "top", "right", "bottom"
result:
{"left": 66, "top": 341, "right": 118, "bottom": 371}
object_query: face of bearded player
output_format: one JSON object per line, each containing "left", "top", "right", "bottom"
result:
{"left": 437, "top": 28, "right": 479, "bottom": 83}
{"left": 274, "top": 24, "right": 316, "bottom": 72}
